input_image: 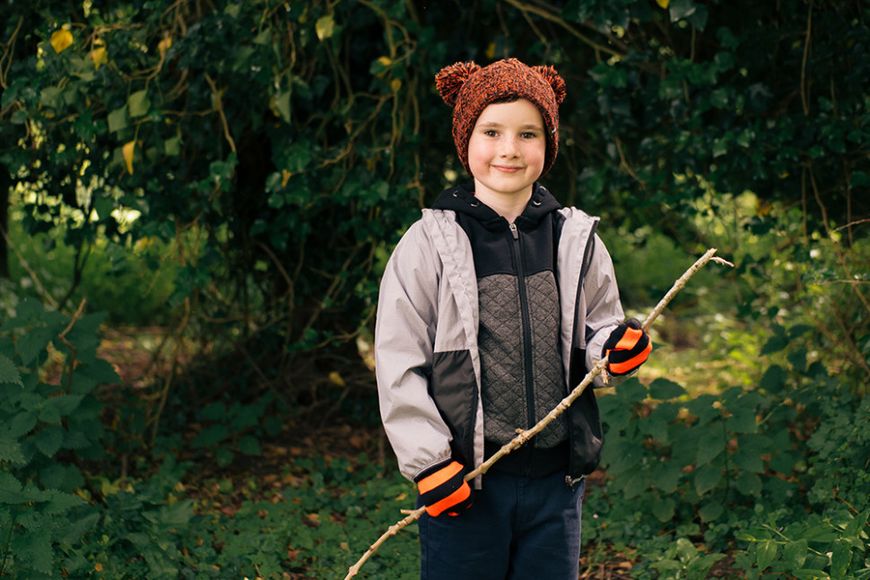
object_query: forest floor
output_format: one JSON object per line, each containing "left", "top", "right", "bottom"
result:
{"left": 92, "top": 325, "right": 743, "bottom": 579}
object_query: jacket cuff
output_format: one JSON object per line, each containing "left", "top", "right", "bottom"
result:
{"left": 413, "top": 456, "right": 454, "bottom": 483}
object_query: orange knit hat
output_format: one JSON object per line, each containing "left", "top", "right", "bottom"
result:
{"left": 435, "top": 58, "right": 566, "bottom": 176}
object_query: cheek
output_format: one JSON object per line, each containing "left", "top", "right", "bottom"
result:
{"left": 524, "top": 141, "right": 546, "bottom": 167}
{"left": 467, "top": 137, "right": 491, "bottom": 167}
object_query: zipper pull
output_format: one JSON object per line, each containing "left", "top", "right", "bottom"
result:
{"left": 509, "top": 222, "right": 518, "bottom": 240}
{"left": 565, "top": 474, "right": 586, "bottom": 488}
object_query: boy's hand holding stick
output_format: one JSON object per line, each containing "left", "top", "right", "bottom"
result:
{"left": 345, "top": 248, "right": 734, "bottom": 579}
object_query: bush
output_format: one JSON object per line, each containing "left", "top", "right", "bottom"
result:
{"left": 0, "top": 297, "right": 117, "bottom": 576}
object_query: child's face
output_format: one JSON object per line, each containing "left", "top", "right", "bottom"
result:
{"left": 467, "top": 98, "right": 546, "bottom": 200}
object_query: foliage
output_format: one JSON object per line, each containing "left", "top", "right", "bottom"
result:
{"left": 0, "top": 297, "right": 118, "bottom": 577}
{"left": 2, "top": 0, "right": 866, "bottom": 400}
{"left": 4, "top": 218, "right": 178, "bottom": 325}
{"left": 586, "top": 225, "right": 869, "bottom": 578}
{"left": 0, "top": 1, "right": 867, "bottom": 577}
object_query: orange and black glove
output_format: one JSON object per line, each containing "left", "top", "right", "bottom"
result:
{"left": 415, "top": 460, "right": 473, "bottom": 517}
{"left": 602, "top": 319, "right": 652, "bottom": 376}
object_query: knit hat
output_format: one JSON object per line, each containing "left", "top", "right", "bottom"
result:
{"left": 435, "top": 58, "right": 566, "bottom": 176}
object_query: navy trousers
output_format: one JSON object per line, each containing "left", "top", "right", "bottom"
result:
{"left": 418, "top": 470, "right": 585, "bottom": 580}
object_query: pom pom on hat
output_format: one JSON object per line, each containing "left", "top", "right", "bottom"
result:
{"left": 435, "top": 61, "right": 481, "bottom": 106}
{"left": 531, "top": 65, "right": 566, "bottom": 105}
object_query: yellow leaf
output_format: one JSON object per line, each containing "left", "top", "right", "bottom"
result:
{"left": 94, "top": 562, "right": 103, "bottom": 573}
{"left": 315, "top": 15, "right": 335, "bottom": 41}
{"left": 158, "top": 35, "right": 172, "bottom": 58}
{"left": 328, "top": 371, "right": 346, "bottom": 387}
{"left": 390, "top": 78, "right": 402, "bottom": 93}
{"left": 656, "top": 0, "right": 670, "bottom": 8}
{"left": 377, "top": 56, "right": 392, "bottom": 67}
{"left": 90, "top": 46, "right": 107, "bottom": 69}
{"left": 50, "top": 28, "right": 74, "bottom": 54}
{"left": 281, "top": 169, "right": 292, "bottom": 187}
{"left": 486, "top": 41, "right": 496, "bottom": 60}
{"left": 122, "top": 140, "right": 136, "bottom": 175}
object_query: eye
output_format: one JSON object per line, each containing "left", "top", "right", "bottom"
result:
{"left": 521, "top": 131, "right": 540, "bottom": 139}
{"left": 483, "top": 129, "right": 498, "bottom": 137}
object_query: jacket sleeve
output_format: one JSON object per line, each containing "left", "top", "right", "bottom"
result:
{"left": 375, "top": 221, "right": 453, "bottom": 482}
{"left": 583, "top": 234, "right": 626, "bottom": 385}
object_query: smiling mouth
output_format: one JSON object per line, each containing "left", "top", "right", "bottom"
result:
{"left": 492, "top": 165, "right": 523, "bottom": 172}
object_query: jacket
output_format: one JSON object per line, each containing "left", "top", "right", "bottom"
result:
{"left": 375, "top": 186, "right": 625, "bottom": 488}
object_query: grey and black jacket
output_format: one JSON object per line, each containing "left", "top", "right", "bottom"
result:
{"left": 375, "top": 183, "right": 625, "bottom": 488}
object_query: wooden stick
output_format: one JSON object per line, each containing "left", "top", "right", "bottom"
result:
{"left": 345, "top": 248, "right": 731, "bottom": 579}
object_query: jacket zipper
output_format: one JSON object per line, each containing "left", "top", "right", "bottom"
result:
{"left": 565, "top": 219, "right": 599, "bottom": 485}
{"left": 509, "top": 222, "right": 536, "bottom": 443}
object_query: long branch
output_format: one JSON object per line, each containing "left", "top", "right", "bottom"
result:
{"left": 345, "top": 248, "right": 731, "bottom": 579}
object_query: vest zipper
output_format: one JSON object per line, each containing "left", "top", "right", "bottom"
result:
{"left": 509, "top": 222, "right": 536, "bottom": 443}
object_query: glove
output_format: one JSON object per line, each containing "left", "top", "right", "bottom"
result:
{"left": 602, "top": 319, "right": 652, "bottom": 376}
{"left": 415, "top": 460, "right": 473, "bottom": 517}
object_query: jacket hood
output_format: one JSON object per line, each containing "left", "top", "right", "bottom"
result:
{"left": 431, "top": 182, "right": 562, "bottom": 232}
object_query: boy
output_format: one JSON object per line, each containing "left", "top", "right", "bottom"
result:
{"left": 375, "top": 58, "right": 652, "bottom": 579}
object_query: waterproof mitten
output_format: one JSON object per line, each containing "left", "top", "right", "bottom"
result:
{"left": 415, "top": 460, "right": 473, "bottom": 517}
{"left": 602, "top": 319, "right": 652, "bottom": 375}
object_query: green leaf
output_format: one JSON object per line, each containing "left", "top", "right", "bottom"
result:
{"left": 831, "top": 540, "right": 852, "bottom": 578}
{"left": 42, "top": 489, "right": 85, "bottom": 514}
{"left": 622, "top": 469, "right": 647, "bottom": 499}
{"left": 699, "top": 501, "right": 724, "bottom": 522}
{"left": 617, "top": 378, "right": 647, "bottom": 405}
{"left": 238, "top": 435, "right": 261, "bottom": 456}
{"left": 76, "top": 359, "right": 120, "bottom": 385}
{"left": 733, "top": 448, "right": 764, "bottom": 473}
{"left": 16, "top": 326, "right": 56, "bottom": 366}
{"left": 192, "top": 424, "right": 229, "bottom": 447}
{"left": 652, "top": 462, "right": 682, "bottom": 493}
{"left": 756, "top": 539, "right": 778, "bottom": 570}
{"left": 0, "top": 354, "right": 22, "bottom": 385}
{"left": 164, "top": 135, "right": 181, "bottom": 156}
{"left": 668, "top": 0, "right": 697, "bottom": 22}
{"left": 12, "top": 529, "right": 53, "bottom": 574}
{"left": 107, "top": 105, "right": 128, "bottom": 133}
{"left": 274, "top": 91, "right": 291, "bottom": 123}
{"left": 694, "top": 465, "right": 722, "bottom": 496}
{"left": 769, "top": 451, "right": 797, "bottom": 473}
{"left": 40, "top": 463, "right": 85, "bottom": 492}
{"left": 735, "top": 471, "right": 762, "bottom": 497}
{"left": 40, "top": 86, "right": 63, "bottom": 109}
{"left": 8, "top": 411, "right": 37, "bottom": 438}
{"left": 696, "top": 430, "right": 724, "bottom": 466}
{"left": 0, "top": 472, "right": 23, "bottom": 504}
{"left": 760, "top": 365, "right": 786, "bottom": 392}
{"left": 38, "top": 403, "right": 62, "bottom": 425}
{"left": 649, "top": 378, "right": 687, "bottom": 400}
{"left": 128, "top": 89, "right": 151, "bottom": 117}
{"left": 0, "top": 437, "right": 26, "bottom": 465}
{"left": 783, "top": 539, "right": 808, "bottom": 570}
{"left": 761, "top": 326, "right": 788, "bottom": 355}
{"left": 686, "top": 4, "right": 708, "bottom": 30}
{"left": 652, "top": 497, "right": 675, "bottom": 522}
{"left": 34, "top": 426, "right": 64, "bottom": 457}
{"left": 45, "top": 394, "right": 84, "bottom": 416}
{"left": 727, "top": 407, "right": 758, "bottom": 434}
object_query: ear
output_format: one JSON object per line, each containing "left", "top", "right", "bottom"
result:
{"left": 435, "top": 61, "right": 481, "bottom": 106}
{"left": 532, "top": 65, "right": 566, "bottom": 105}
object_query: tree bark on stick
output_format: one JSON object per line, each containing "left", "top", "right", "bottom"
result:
{"left": 345, "top": 248, "right": 732, "bottom": 580}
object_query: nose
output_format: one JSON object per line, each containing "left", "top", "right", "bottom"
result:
{"left": 497, "top": 135, "right": 519, "bottom": 158}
